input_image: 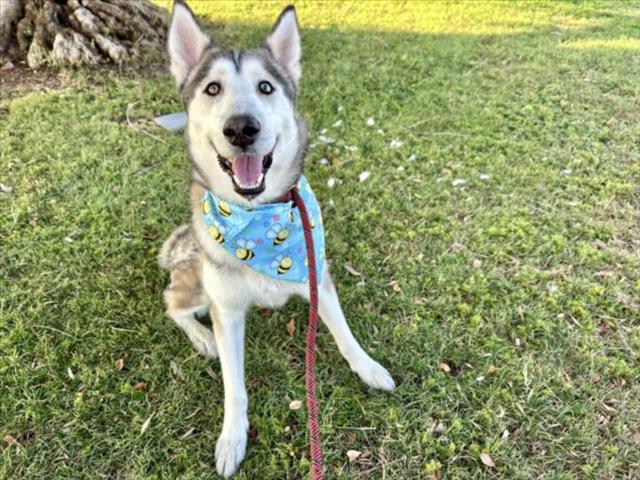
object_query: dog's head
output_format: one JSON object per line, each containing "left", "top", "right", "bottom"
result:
{"left": 168, "top": 1, "right": 307, "bottom": 205}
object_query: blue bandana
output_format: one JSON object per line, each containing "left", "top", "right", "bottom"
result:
{"left": 201, "top": 176, "right": 325, "bottom": 284}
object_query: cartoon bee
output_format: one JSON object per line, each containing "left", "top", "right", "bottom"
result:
{"left": 287, "top": 210, "right": 295, "bottom": 223}
{"left": 235, "top": 239, "right": 256, "bottom": 261}
{"left": 217, "top": 200, "right": 232, "bottom": 217}
{"left": 266, "top": 223, "right": 289, "bottom": 245}
{"left": 270, "top": 255, "right": 292, "bottom": 275}
{"left": 202, "top": 198, "right": 212, "bottom": 215}
{"left": 208, "top": 223, "right": 226, "bottom": 244}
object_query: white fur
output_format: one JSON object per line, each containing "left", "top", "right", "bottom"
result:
{"left": 167, "top": 4, "right": 395, "bottom": 478}
{"left": 264, "top": 8, "right": 302, "bottom": 87}
{"left": 168, "top": 2, "right": 210, "bottom": 87}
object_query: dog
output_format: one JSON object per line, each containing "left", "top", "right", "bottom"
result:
{"left": 159, "top": 1, "right": 395, "bottom": 477}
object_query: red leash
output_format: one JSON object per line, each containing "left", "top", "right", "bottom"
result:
{"left": 289, "top": 186, "right": 324, "bottom": 480}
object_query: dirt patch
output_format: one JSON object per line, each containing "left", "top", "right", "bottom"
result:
{"left": 0, "top": 58, "right": 166, "bottom": 101}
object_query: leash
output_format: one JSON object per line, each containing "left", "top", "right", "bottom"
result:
{"left": 287, "top": 186, "right": 324, "bottom": 480}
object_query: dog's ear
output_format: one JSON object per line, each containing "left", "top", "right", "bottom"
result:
{"left": 263, "top": 6, "right": 301, "bottom": 88}
{"left": 168, "top": 0, "right": 211, "bottom": 88}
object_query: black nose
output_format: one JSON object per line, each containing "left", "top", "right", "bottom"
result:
{"left": 222, "top": 115, "right": 261, "bottom": 147}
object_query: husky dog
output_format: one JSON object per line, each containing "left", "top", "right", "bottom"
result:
{"left": 159, "top": 1, "right": 395, "bottom": 477}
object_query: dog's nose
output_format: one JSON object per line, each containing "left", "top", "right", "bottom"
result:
{"left": 222, "top": 115, "right": 261, "bottom": 147}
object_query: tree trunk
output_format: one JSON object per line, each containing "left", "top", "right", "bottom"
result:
{"left": 0, "top": 0, "right": 167, "bottom": 68}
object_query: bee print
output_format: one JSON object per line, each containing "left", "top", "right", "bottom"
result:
{"left": 235, "top": 239, "right": 256, "bottom": 261}
{"left": 208, "top": 223, "right": 226, "bottom": 243}
{"left": 202, "top": 198, "right": 212, "bottom": 215}
{"left": 218, "top": 200, "right": 232, "bottom": 217}
{"left": 270, "top": 255, "right": 292, "bottom": 275}
{"left": 266, "top": 223, "right": 289, "bottom": 245}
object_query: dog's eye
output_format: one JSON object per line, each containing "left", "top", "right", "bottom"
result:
{"left": 205, "top": 82, "right": 221, "bottom": 96}
{"left": 258, "top": 81, "right": 274, "bottom": 95}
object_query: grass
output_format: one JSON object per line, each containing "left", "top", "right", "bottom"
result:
{"left": 1, "top": 1, "right": 639, "bottom": 478}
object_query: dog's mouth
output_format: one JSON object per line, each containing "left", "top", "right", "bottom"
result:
{"left": 217, "top": 145, "right": 275, "bottom": 199}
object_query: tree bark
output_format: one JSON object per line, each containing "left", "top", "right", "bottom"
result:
{"left": 0, "top": 0, "right": 167, "bottom": 68}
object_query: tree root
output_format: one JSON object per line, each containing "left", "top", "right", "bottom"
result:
{"left": 1, "top": 0, "right": 167, "bottom": 67}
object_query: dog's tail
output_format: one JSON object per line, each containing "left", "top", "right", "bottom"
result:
{"left": 158, "top": 224, "right": 200, "bottom": 271}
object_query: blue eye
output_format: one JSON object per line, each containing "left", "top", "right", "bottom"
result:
{"left": 258, "top": 81, "right": 274, "bottom": 95}
{"left": 205, "top": 82, "right": 221, "bottom": 96}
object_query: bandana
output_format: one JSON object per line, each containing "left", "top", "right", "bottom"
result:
{"left": 201, "top": 176, "right": 325, "bottom": 284}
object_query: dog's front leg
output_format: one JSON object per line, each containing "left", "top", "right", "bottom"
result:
{"left": 211, "top": 303, "right": 248, "bottom": 478}
{"left": 319, "top": 272, "right": 396, "bottom": 392}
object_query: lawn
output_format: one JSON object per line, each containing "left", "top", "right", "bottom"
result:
{"left": 1, "top": 1, "right": 639, "bottom": 479}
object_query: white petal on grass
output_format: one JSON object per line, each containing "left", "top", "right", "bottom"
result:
{"left": 140, "top": 413, "right": 154, "bottom": 434}
{"left": 289, "top": 400, "right": 302, "bottom": 410}
{"left": 0, "top": 183, "right": 12, "bottom": 193}
{"left": 347, "top": 450, "right": 362, "bottom": 462}
{"left": 344, "top": 145, "right": 358, "bottom": 152}
{"left": 320, "top": 128, "right": 327, "bottom": 134}
{"left": 562, "top": 168, "right": 572, "bottom": 175}
{"left": 358, "top": 171, "right": 371, "bottom": 182}
{"left": 337, "top": 105, "right": 344, "bottom": 112}
{"left": 327, "top": 177, "right": 337, "bottom": 188}
{"left": 408, "top": 153, "right": 417, "bottom": 162}
{"left": 389, "top": 139, "right": 404, "bottom": 148}
{"left": 64, "top": 236, "right": 74, "bottom": 243}
{"left": 479, "top": 174, "right": 490, "bottom": 180}
{"left": 377, "top": 129, "right": 385, "bottom": 134}
{"left": 318, "top": 135, "right": 334, "bottom": 144}
{"left": 397, "top": 166, "right": 405, "bottom": 172}
{"left": 366, "top": 117, "right": 375, "bottom": 126}
{"left": 332, "top": 119, "right": 343, "bottom": 128}
{"left": 319, "top": 158, "right": 329, "bottom": 166}
{"left": 452, "top": 178, "right": 467, "bottom": 187}
{"left": 329, "top": 198, "right": 335, "bottom": 207}
{"left": 67, "top": 367, "right": 75, "bottom": 380}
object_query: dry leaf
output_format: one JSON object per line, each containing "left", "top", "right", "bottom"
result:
{"left": 3, "top": 434, "right": 17, "bottom": 446}
{"left": 438, "top": 363, "right": 451, "bottom": 373}
{"left": 487, "top": 365, "right": 497, "bottom": 375}
{"left": 434, "top": 421, "right": 445, "bottom": 433}
{"left": 472, "top": 259, "right": 483, "bottom": 269}
{"left": 132, "top": 382, "right": 147, "bottom": 391}
{"left": 389, "top": 281, "right": 401, "bottom": 292}
{"left": 140, "top": 414, "right": 153, "bottom": 434}
{"left": 344, "top": 262, "right": 362, "bottom": 277}
{"left": 286, "top": 318, "right": 296, "bottom": 336}
{"left": 180, "top": 427, "right": 195, "bottom": 440}
{"left": 591, "top": 373, "right": 601, "bottom": 384}
{"left": 289, "top": 400, "right": 302, "bottom": 410}
{"left": 115, "top": 358, "right": 124, "bottom": 370}
{"left": 346, "top": 450, "right": 362, "bottom": 462}
{"left": 479, "top": 452, "right": 495, "bottom": 468}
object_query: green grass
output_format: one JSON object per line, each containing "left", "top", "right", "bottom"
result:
{"left": 2, "top": 1, "right": 639, "bottom": 479}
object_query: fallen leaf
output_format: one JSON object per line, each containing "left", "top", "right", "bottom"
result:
{"left": 3, "top": 435, "right": 17, "bottom": 446}
{"left": 438, "top": 362, "right": 451, "bottom": 373}
{"left": 487, "top": 365, "right": 497, "bottom": 375}
{"left": 591, "top": 373, "right": 601, "bottom": 384}
{"left": 0, "top": 61, "right": 15, "bottom": 71}
{"left": 115, "top": 358, "right": 124, "bottom": 370}
{"left": 472, "top": 259, "right": 483, "bottom": 269}
{"left": 389, "top": 281, "right": 401, "bottom": 292}
{"left": 289, "top": 400, "right": 302, "bottom": 410}
{"left": 140, "top": 414, "right": 154, "bottom": 434}
{"left": 346, "top": 450, "right": 362, "bottom": 462}
{"left": 344, "top": 262, "right": 362, "bottom": 277}
{"left": 434, "top": 421, "right": 445, "bottom": 433}
{"left": 132, "top": 382, "right": 147, "bottom": 391}
{"left": 450, "top": 242, "right": 465, "bottom": 253}
{"left": 286, "top": 318, "right": 295, "bottom": 336}
{"left": 479, "top": 452, "right": 495, "bottom": 468}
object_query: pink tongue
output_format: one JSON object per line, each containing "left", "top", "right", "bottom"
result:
{"left": 231, "top": 154, "right": 263, "bottom": 185}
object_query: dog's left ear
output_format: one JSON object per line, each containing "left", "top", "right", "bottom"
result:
{"left": 263, "top": 5, "right": 301, "bottom": 88}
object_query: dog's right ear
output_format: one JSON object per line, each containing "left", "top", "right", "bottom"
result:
{"left": 168, "top": 0, "right": 211, "bottom": 88}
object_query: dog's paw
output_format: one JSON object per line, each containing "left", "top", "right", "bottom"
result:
{"left": 353, "top": 358, "right": 396, "bottom": 392}
{"left": 215, "top": 429, "right": 247, "bottom": 478}
{"left": 187, "top": 324, "right": 218, "bottom": 359}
